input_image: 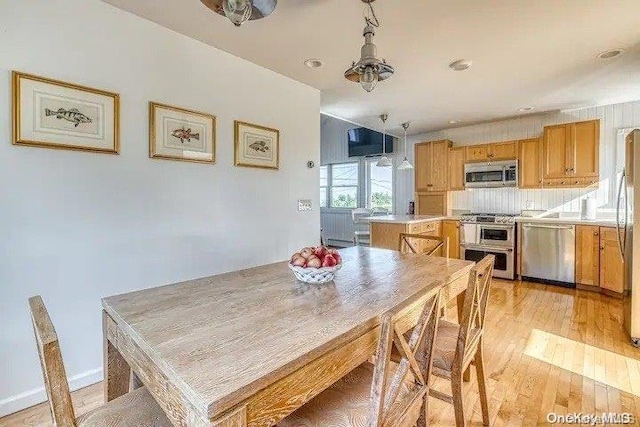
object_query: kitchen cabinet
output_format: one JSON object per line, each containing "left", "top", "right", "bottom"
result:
{"left": 441, "top": 220, "right": 460, "bottom": 259}
{"left": 465, "top": 141, "right": 518, "bottom": 162}
{"left": 542, "top": 119, "right": 599, "bottom": 185}
{"left": 575, "top": 225, "right": 600, "bottom": 287}
{"left": 599, "top": 227, "right": 624, "bottom": 294}
{"left": 415, "top": 140, "right": 451, "bottom": 192}
{"left": 518, "top": 138, "right": 542, "bottom": 189}
{"left": 415, "top": 192, "right": 450, "bottom": 216}
{"left": 448, "top": 146, "right": 465, "bottom": 191}
{"left": 370, "top": 220, "right": 440, "bottom": 251}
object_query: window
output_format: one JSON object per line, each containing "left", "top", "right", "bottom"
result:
{"left": 330, "top": 162, "right": 359, "bottom": 208}
{"left": 367, "top": 159, "right": 393, "bottom": 211}
{"left": 320, "top": 165, "right": 328, "bottom": 208}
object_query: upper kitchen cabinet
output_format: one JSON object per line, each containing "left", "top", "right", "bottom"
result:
{"left": 518, "top": 138, "right": 542, "bottom": 189}
{"left": 465, "top": 141, "right": 518, "bottom": 162}
{"left": 448, "top": 146, "right": 466, "bottom": 191}
{"left": 414, "top": 140, "right": 451, "bottom": 192}
{"left": 542, "top": 119, "right": 600, "bottom": 184}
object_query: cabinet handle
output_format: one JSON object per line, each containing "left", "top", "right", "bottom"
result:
{"left": 594, "top": 232, "right": 599, "bottom": 236}
{"left": 565, "top": 168, "right": 569, "bottom": 172}
{"left": 561, "top": 181, "right": 566, "bottom": 185}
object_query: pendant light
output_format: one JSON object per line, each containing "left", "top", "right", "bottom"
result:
{"left": 398, "top": 122, "right": 414, "bottom": 170}
{"left": 376, "top": 114, "right": 392, "bottom": 167}
{"left": 201, "top": 0, "right": 277, "bottom": 27}
{"left": 344, "top": 0, "right": 394, "bottom": 92}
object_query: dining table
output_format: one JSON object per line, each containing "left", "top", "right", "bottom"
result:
{"left": 101, "top": 246, "right": 475, "bottom": 427}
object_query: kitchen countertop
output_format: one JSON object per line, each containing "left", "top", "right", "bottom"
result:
{"left": 366, "top": 215, "right": 450, "bottom": 224}
{"left": 367, "top": 214, "right": 618, "bottom": 228}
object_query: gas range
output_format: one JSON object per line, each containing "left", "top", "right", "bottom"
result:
{"left": 460, "top": 213, "right": 517, "bottom": 224}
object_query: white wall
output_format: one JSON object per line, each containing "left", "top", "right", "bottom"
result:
{"left": 394, "top": 101, "right": 640, "bottom": 214}
{"left": 0, "top": 0, "right": 320, "bottom": 416}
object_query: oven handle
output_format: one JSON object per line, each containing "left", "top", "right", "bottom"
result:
{"left": 461, "top": 244, "right": 514, "bottom": 253}
{"left": 478, "top": 224, "right": 514, "bottom": 230}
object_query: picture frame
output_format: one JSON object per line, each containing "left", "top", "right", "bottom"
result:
{"left": 149, "top": 102, "right": 216, "bottom": 164}
{"left": 234, "top": 120, "right": 280, "bottom": 170}
{"left": 12, "top": 71, "right": 120, "bottom": 154}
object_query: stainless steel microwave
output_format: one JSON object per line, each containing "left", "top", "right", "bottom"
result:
{"left": 464, "top": 160, "right": 518, "bottom": 188}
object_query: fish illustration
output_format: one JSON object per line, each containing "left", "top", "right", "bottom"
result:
{"left": 171, "top": 127, "right": 200, "bottom": 143}
{"left": 249, "top": 140, "right": 270, "bottom": 153}
{"left": 44, "top": 108, "right": 92, "bottom": 127}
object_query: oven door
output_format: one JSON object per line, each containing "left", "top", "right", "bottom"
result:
{"left": 479, "top": 225, "right": 514, "bottom": 247}
{"left": 461, "top": 244, "right": 515, "bottom": 280}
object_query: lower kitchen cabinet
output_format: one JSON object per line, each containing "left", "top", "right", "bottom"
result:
{"left": 441, "top": 220, "right": 460, "bottom": 259}
{"left": 575, "top": 225, "right": 623, "bottom": 295}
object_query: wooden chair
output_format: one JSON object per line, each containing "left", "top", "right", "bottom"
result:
{"left": 28, "top": 296, "right": 172, "bottom": 427}
{"left": 398, "top": 233, "right": 450, "bottom": 258}
{"left": 429, "top": 255, "right": 495, "bottom": 427}
{"left": 279, "top": 288, "right": 442, "bottom": 427}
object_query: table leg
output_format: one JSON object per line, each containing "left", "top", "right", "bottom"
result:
{"left": 102, "top": 310, "right": 131, "bottom": 402}
{"left": 211, "top": 406, "right": 247, "bottom": 427}
{"left": 455, "top": 293, "right": 471, "bottom": 382}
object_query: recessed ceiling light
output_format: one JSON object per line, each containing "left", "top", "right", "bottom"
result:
{"left": 449, "top": 59, "right": 473, "bottom": 71}
{"left": 519, "top": 107, "right": 534, "bottom": 112}
{"left": 597, "top": 49, "right": 624, "bottom": 60}
{"left": 304, "top": 59, "right": 323, "bottom": 69}
{"left": 448, "top": 120, "right": 461, "bottom": 124}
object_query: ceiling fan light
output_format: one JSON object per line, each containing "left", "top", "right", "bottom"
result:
{"left": 223, "top": 0, "right": 252, "bottom": 26}
{"left": 360, "top": 66, "right": 378, "bottom": 92}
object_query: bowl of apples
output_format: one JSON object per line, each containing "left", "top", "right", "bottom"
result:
{"left": 289, "top": 246, "right": 343, "bottom": 284}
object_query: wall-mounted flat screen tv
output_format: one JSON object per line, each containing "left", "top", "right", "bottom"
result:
{"left": 347, "top": 127, "right": 394, "bottom": 157}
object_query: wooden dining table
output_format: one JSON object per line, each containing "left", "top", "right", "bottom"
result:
{"left": 101, "top": 246, "right": 474, "bottom": 427}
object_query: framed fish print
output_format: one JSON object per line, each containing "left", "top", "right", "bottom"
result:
{"left": 149, "top": 102, "right": 216, "bottom": 164}
{"left": 12, "top": 71, "right": 120, "bottom": 154}
{"left": 234, "top": 121, "right": 280, "bottom": 170}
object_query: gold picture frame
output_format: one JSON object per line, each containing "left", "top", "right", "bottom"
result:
{"left": 12, "top": 71, "right": 120, "bottom": 154}
{"left": 234, "top": 120, "right": 280, "bottom": 170}
{"left": 149, "top": 102, "right": 216, "bottom": 164}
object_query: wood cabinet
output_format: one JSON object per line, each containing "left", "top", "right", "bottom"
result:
{"left": 575, "top": 225, "right": 623, "bottom": 295}
{"left": 415, "top": 140, "right": 451, "bottom": 192}
{"left": 448, "top": 147, "right": 466, "bottom": 191}
{"left": 371, "top": 220, "right": 440, "bottom": 251}
{"left": 465, "top": 141, "right": 518, "bottom": 162}
{"left": 575, "top": 225, "right": 600, "bottom": 287}
{"left": 518, "top": 138, "right": 542, "bottom": 189}
{"left": 441, "top": 220, "right": 460, "bottom": 259}
{"left": 542, "top": 119, "right": 599, "bottom": 185}
{"left": 415, "top": 192, "right": 450, "bottom": 216}
{"left": 599, "top": 227, "right": 624, "bottom": 294}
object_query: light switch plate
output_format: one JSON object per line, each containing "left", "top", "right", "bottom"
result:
{"left": 298, "top": 199, "right": 312, "bottom": 211}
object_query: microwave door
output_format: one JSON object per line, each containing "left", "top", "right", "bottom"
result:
{"left": 465, "top": 169, "right": 504, "bottom": 187}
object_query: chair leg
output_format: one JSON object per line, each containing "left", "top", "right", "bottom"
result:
{"left": 452, "top": 372, "right": 466, "bottom": 427}
{"left": 475, "top": 346, "right": 490, "bottom": 426}
{"left": 417, "top": 392, "right": 429, "bottom": 427}
{"left": 463, "top": 366, "right": 471, "bottom": 382}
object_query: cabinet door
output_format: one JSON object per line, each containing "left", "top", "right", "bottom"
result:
{"left": 415, "top": 192, "right": 449, "bottom": 216}
{"left": 575, "top": 225, "right": 600, "bottom": 286}
{"left": 518, "top": 138, "right": 542, "bottom": 188}
{"left": 543, "top": 124, "right": 571, "bottom": 178}
{"left": 414, "top": 143, "right": 431, "bottom": 192}
{"left": 571, "top": 120, "right": 599, "bottom": 178}
{"left": 600, "top": 227, "right": 624, "bottom": 294}
{"left": 448, "top": 147, "right": 465, "bottom": 191}
{"left": 441, "top": 220, "right": 460, "bottom": 259}
{"left": 429, "top": 140, "right": 450, "bottom": 191}
{"left": 465, "top": 145, "right": 488, "bottom": 162}
{"left": 488, "top": 141, "right": 518, "bottom": 160}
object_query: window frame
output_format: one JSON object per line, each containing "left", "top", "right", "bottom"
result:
{"left": 321, "top": 162, "right": 360, "bottom": 210}
{"left": 319, "top": 165, "right": 329, "bottom": 208}
{"left": 365, "top": 157, "right": 394, "bottom": 212}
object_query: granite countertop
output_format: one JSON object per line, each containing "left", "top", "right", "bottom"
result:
{"left": 367, "top": 214, "right": 618, "bottom": 228}
{"left": 514, "top": 216, "right": 618, "bottom": 227}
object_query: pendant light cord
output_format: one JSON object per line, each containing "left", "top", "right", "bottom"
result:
{"left": 364, "top": 2, "right": 380, "bottom": 27}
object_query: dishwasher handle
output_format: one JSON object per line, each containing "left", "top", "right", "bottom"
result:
{"left": 521, "top": 224, "right": 575, "bottom": 230}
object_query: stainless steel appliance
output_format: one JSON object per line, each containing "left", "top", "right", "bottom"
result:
{"left": 618, "top": 129, "right": 640, "bottom": 347}
{"left": 460, "top": 213, "right": 516, "bottom": 279}
{"left": 464, "top": 160, "right": 518, "bottom": 188}
{"left": 521, "top": 223, "right": 576, "bottom": 285}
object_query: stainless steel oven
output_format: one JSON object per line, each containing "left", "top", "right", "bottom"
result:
{"left": 461, "top": 244, "right": 515, "bottom": 279}
{"left": 464, "top": 160, "right": 518, "bottom": 188}
{"left": 479, "top": 224, "right": 514, "bottom": 247}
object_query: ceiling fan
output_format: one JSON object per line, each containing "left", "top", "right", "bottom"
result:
{"left": 200, "top": 0, "right": 277, "bottom": 26}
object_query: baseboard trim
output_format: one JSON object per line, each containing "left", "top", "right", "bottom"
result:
{"left": 0, "top": 367, "right": 103, "bottom": 417}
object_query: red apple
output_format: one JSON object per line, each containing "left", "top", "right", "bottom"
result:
{"left": 306, "top": 256, "right": 321, "bottom": 268}
{"left": 291, "top": 256, "right": 306, "bottom": 267}
{"left": 314, "top": 246, "right": 328, "bottom": 260}
{"left": 328, "top": 249, "right": 342, "bottom": 264}
{"left": 300, "top": 247, "right": 314, "bottom": 259}
{"left": 291, "top": 252, "right": 302, "bottom": 262}
{"left": 322, "top": 254, "right": 337, "bottom": 267}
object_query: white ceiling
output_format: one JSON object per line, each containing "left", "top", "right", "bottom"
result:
{"left": 102, "top": 0, "right": 640, "bottom": 134}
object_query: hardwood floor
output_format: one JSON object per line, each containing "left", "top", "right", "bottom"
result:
{"left": 2, "top": 279, "right": 639, "bottom": 426}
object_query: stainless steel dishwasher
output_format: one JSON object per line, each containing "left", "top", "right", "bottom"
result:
{"left": 521, "top": 223, "right": 576, "bottom": 285}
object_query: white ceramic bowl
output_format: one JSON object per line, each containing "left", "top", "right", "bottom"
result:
{"left": 288, "top": 263, "right": 343, "bottom": 284}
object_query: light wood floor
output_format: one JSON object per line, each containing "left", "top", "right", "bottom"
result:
{"left": 2, "top": 279, "right": 640, "bottom": 426}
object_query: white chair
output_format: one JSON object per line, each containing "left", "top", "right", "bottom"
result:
{"left": 352, "top": 208, "right": 373, "bottom": 246}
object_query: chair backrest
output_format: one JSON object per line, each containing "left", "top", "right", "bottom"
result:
{"left": 28, "top": 296, "right": 76, "bottom": 426}
{"left": 455, "top": 255, "right": 495, "bottom": 368}
{"left": 352, "top": 208, "right": 373, "bottom": 225}
{"left": 367, "top": 287, "right": 442, "bottom": 427}
{"left": 398, "top": 233, "right": 449, "bottom": 258}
